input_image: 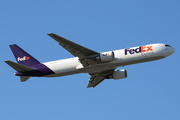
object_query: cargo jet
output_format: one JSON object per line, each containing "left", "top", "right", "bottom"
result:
{"left": 5, "top": 33, "right": 176, "bottom": 88}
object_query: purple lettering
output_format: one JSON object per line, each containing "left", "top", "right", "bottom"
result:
{"left": 125, "top": 46, "right": 142, "bottom": 55}
{"left": 135, "top": 46, "right": 141, "bottom": 53}
{"left": 125, "top": 48, "right": 130, "bottom": 55}
{"left": 129, "top": 49, "right": 135, "bottom": 54}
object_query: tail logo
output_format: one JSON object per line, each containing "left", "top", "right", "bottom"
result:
{"left": 103, "top": 53, "right": 110, "bottom": 56}
{"left": 17, "top": 56, "right": 30, "bottom": 61}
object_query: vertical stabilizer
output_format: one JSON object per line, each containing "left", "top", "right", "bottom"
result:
{"left": 9, "top": 44, "right": 41, "bottom": 67}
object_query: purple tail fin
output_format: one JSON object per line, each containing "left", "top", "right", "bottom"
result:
{"left": 9, "top": 44, "right": 41, "bottom": 67}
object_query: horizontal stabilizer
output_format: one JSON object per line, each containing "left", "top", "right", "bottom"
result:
{"left": 20, "top": 76, "right": 30, "bottom": 82}
{"left": 4, "top": 60, "right": 34, "bottom": 73}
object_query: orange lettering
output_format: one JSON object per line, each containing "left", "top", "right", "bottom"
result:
{"left": 24, "top": 56, "right": 29, "bottom": 60}
{"left": 147, "top": 46, "right": 153, "bottom": 51}
{"left": 141, "top": 46, "right": 146, "bottom": 52}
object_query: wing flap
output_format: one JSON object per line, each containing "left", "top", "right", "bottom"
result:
{"left": 87, "top": 69, "right": 116, "bottom": 88}
{"left": 87, "top": 75, "right": 105, "bottom": 88}
{"left": 47, "top": 33, "right": 99, "bottom": 67}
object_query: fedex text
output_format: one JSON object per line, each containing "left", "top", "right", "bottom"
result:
{"left": 125, "top": 45, "right": 153, "bottom": 55}
{"left": 17, "top": 56, "right": 30, "bottom": 61}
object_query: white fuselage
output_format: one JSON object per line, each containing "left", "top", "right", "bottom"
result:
{"left": 43, "top": 43, "right": 175, "bottom": 77}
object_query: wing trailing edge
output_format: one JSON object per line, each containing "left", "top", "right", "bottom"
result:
{"left": 87, "top": 69, "right": 116, "bottom": 88}
{"left": 87, "top": 76, "right": 105, "bottom": 88}
{"left": 47, "top": 33, "right": 98, "bottom": 57}
{"left": 47, "top": 33, "right": 99, "bottom": 67}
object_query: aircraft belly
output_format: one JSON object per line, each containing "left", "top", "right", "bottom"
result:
{"left": 44, "top": 69, "right": 83, "bottom": 77}
{"left": 116, "top": 56, "right": 166, "bottom": 66}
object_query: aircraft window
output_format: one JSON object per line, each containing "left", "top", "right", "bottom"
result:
{"left": 165, "top": 45, "right": 171, "bottom": 47}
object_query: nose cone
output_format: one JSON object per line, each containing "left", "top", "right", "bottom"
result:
{"left": 167, "top": 47, "right": 176, "bottom": 56}
{"left": 170, "top": 47, "right": 176, "bottom": 54}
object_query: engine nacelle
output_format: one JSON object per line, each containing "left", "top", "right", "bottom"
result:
{"left": 99, "top": 51, "right": 115, "bottom": 62}
{"left": 112, "top": 69, "right": 127, "bottom": 80}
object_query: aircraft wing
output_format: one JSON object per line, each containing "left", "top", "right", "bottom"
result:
{"left": 87, "top": 69, "right": 115, "bottom": 88}
{"left": 48, "top": 33, "right": 99, "bottom": 67}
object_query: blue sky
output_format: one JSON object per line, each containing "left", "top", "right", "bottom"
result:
{"left": 1, "top": 0, "right": 180, "bottom": 120}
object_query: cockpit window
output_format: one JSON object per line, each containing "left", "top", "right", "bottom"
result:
{"left": 165, "top": 45, "right": 171, "bottom": 47}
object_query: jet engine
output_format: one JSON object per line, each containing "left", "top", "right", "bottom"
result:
{"left": 99, "top": 51, "right": 115, "bottom": 62}
{"left": 107, "top": 69, "right": 127, "bottom": 80}
{"left": 113, "top": 69, "right": 127, "bottom": 80}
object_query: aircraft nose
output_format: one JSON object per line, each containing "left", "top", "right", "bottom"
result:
{"left": 171, "top": 47, "right": 176, "bottom": 54}
{"left": 164, "top": 45, "right": 176, "bottom": 56}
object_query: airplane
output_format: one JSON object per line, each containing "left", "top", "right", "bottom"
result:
{"left": 5, "top": 33, "right": 176, "bottom": 88}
